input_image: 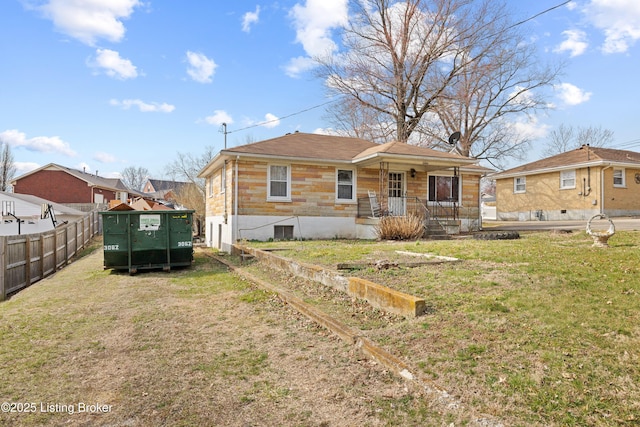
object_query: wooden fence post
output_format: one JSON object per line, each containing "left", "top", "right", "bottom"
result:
{"left": 0, "top": 237, "right": 6, "bottom": 301}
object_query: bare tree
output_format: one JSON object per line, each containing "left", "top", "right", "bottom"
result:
{"left": 542, "top": 124, "right": 614, "bottom": 157}
{"left": 165, "top": 146, "right": 216, "bottom": 193}
{"left": 316, "top": 0, "right": 561, "bottom": 167}
{"left": 120, "top": 166, "right": 149, "bottom": 191}
{"left": 165, "top": 146, "right": 216, "bottom": 236}
{"left": 0, "top": 141, "right": 16, "bottom": 192}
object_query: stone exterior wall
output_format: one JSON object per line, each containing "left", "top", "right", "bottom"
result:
{"left": 496, "top": 166, "right": 640, "bottom": 220}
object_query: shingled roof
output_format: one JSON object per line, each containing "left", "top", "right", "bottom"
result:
{"left": 199, "top": 132, "right": 478, "bottom": 177}
{"left": 11, "top": 163, "right": 128, "bottom": 191}
{"left": 492, "top": 145, "right": 640, "bottom": 179}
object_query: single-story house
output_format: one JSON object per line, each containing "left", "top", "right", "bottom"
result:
{"left": 198, "top": 132, "right": 488, "bottom": 251}
{"left": 11, "top": 163, "right": 130, "bottom": 206}
{"left": 491, "top": 145, "right": 640, "bottom": 221}
{"left": 0, "top": 192, "right": 85, "bottom": 235}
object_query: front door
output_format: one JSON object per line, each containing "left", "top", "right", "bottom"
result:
{"left": 388, "top": 172, "right": 406, "bottom": 216}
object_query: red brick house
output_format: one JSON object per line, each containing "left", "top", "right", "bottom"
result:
{"left": 11, "top": 163, "right": 130, "bottom": 205}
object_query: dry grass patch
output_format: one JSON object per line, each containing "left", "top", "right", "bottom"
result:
{"left": 1, "top": 240, "right": 465, "bottom": 427}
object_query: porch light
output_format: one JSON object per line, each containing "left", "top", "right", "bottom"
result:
{"left": 410, "top": 168, "right": 416, "bottom": 178}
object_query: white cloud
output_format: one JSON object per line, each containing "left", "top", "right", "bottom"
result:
{"left": 261, "top": 113, "right": 280, "bottom": 128}
{"left": 93, "top": 152, "right": 117, "bottom": 163}
{"left": 0, "top": 129, "right": 76, "bottom": 156}
{"left": 14, "top": 161, "right": 41, "bottom": 175}
{"left": 584, "top": 0, "right": 640, "bottom": 54}
{"left": 242, "top": 6, "right": 260, "bottom": 33}
{"left": 554, "top": 29, "right": 588, "bottom": 57}
{"left": 286, "top": 0, "right": 348, "bottom": 77}
{"left": 110, "top": 99, "right": 175, "bottom": 113}
{"left": 284, "top": 56, "right": 317, "bottom": 78}
{"left": 555, "top": 82, "right": 592, "bottom": 106}
{"left": 90, "top": 49, "right": 139, "bottom": 79}
{"left": 186, "top": 51, "right": 217, "bottom": 83}
{"left": 205, "top": 110, "right": 233, "bottom": 126}
{"left": 505, "top": 116, "right": 550, "bottom": 142}
{"left": 38, "top": 0, "right": 141, "bottom": 46}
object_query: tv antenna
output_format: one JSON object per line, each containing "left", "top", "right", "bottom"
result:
{"left": 448, "top": 131, "right": 461, "bottom": 145}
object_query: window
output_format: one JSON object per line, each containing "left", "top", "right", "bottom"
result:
{"left": 428, "top": 175, "right": 459, "bottom": 202}
{"left": 274, "top": 225, "right": 294, "bottom": 240}
{"left": 268, "top": 164, "right": 290, "bottom": 201}
{"left": 613, "top": 169, "right": 625, "bottom": 187}
{"left": 514, "top": 177, "right": 526, "bottom": 193}
{"left": 560, "top": 170, "right": 576, "bottom": 189}
{"left": 336, "top": 169, "right": 355, "bottom": 201}
{"left": 208, "top": 176, "right": 214, "bottom": 198}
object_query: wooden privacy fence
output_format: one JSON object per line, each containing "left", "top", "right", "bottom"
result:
{"left": 0, "top": 210, "right": 101, "bottom": 301}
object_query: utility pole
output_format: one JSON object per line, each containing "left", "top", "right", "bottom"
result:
{"left": 221, "top": 123, "right": 227, "bottom": 149}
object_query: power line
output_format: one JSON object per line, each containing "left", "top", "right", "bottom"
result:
{"left": 223, "top": 99, "right": 338, "bottom": 135}
{"left": 506, "top": 1, "right": 572, "bottom": 32}
{"left": 610, "top": 138, "right": 640, "bottom": 150}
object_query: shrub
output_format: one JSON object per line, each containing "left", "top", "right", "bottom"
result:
{"left": 375, "top": 214, "right": 424, "bottom": 240}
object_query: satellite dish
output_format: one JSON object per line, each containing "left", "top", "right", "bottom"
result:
{"left": 448, "top": 131, "right": 461, "bottom": 145}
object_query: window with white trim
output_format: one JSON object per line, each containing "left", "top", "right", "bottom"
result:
{"left": 613, "top": 168, "right": 625, "bottom": 187}
{"left": 428, "top": 175, "right": 459, "bottom": 202}
{"left": 268, "top": 164, "right": 290, "bottom": 201}
{"left": 208, "top": 175, "right": 214, "bottom": 198}
{"left": 514, "top": 177, "right": 526, "bottom": 193}
{"left": 560, "top": 170, "right": 576, "bottom": 189}
{"left": 336, "top": 169, "right": 355, "bottom": 202}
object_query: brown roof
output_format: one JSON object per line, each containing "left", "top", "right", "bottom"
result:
{"left": 353, "top": 140, "right": 472, "bottom": 161}
{"left": 223, "top": 132, "right": 377, "bottom": 161}
{"left": 199, "top": 132, "right": 481, "bottom": 177}
{"left": 223, "top": 132, "right": 473, "bottom": 162}
{"left": 493, "top": 145, "right": 640, "bottom": 178}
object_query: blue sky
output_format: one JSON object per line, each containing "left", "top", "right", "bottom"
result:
{"left": 1, "top": 0, "right": 640, "bottom": 179}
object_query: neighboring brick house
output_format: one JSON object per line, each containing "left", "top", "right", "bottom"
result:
{"left": 198, "top": 132, "right": 487, "bottom": 250}
{"left": 491, "top": 145, "right": 640, "bottom": 221}
{"left": 11, "top": 163, "right": 130, "bottom": 205}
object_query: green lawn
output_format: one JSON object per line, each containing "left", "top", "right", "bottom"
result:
{"left": 245, "top": 231, "right": 640, "bottom": 425}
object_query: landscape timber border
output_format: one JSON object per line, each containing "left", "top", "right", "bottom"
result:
{"left": 208, "top": 249, "right": 503, "bottom": 426}
{"left": 232, "top": 243, "right": 427, "bottom": 318}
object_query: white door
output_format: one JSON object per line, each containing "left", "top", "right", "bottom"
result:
{"left": 388, "top": 172, "right": 406, "bottom": 216}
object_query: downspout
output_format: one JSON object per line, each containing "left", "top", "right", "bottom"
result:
{"left": 223, "top": 160, "right": 228, "bottom": 224}
{"left": 600, "top": 164, "right": 612, "bottom": 215}
{"left": 234, "top": 156, "right": 239, "bottom": 245}
{"left": 479, "top": 173, "right": 486, "bottom": 231}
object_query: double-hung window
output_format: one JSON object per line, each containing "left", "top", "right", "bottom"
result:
{"left": 336, "top": 169, "right": 355, "bottom": 202}
{"left": 428, "top": 175, "right": 459, "bottom": 202}
{"left": 613, "top": 169, "right": 625, "bottom": 187}
{"left": 560, "top": 170, "right": 576, "bottom": 189}
{"left": 268, "top": 164, "right": 290, "bottom": 201}
{"left": 514, "top": 177, "right": 526, "bottom": 193}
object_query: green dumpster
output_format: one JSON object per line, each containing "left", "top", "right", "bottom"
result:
{"left": 100, "top": 210, "right": 194, "bottom": 274}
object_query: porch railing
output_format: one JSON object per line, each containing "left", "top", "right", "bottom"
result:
{"left": 357, "top": 195, "right": 457, "bottom": 221}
